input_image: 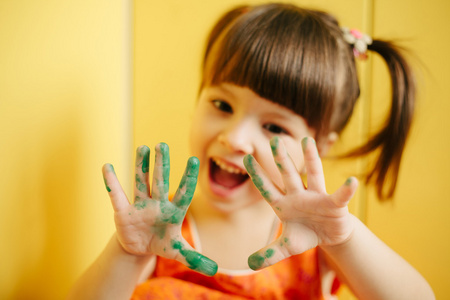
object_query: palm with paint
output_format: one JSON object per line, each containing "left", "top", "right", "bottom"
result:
{"left": 244, "top": 137, "right": 358, "bottom": 270}
{"left": 102, "top": 143, "right": 218, "bottom": 276}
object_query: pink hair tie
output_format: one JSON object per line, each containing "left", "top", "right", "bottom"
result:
{"left": 341, "top": 27, "right": 373, "bottom": 60}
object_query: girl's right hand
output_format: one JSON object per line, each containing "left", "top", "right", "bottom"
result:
{"left": 102, "top": 143, "right": 218, "bottom": 276}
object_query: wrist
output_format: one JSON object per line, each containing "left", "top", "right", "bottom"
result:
{"left": 319, "top": 214, "right": 358, "bottom": 253}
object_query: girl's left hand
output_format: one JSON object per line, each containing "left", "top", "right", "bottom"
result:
{"left": 243, "top": 136, "right": 358, "bottom": 270}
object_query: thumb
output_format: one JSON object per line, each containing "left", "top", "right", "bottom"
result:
{"left": 170, "top": 239, "right": 218, "bottom": 277}
{"left": 248, "top": 237, "right": 291, "bottom": 271}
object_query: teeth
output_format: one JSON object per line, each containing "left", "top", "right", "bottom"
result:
{"left": 212, "top": 158, "right": 247, "bottom": 175}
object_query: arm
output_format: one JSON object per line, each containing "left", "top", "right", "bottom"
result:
{"left": 67, "top": 144, "right": 217, "bottom": 300}
{"left": 66, "top": 235, "right": 155, "bottom": 300}
{"left": 320, "top": 216, "right": 434, "bottom": 300}
{"left": 244, "top": 136, "right": 434, "bottom": 299}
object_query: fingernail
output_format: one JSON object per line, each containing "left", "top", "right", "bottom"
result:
{"left": 159, "top": 142, "right": 169, "bottom": 153}
{"left": 187, "top": 157, "right": 200, "bottom": 176}
{"left": 106, "top": 163, "right": 115, "bottom": 174}
{"left": 301, "top": 137, "right": 308, "bottom": 152}
{"left": 159, "top": 142, "right": 170, "bottom": 167}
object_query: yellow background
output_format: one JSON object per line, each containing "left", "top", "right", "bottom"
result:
{"left": 1, "top": 0, "right": 449, "bottom": 299}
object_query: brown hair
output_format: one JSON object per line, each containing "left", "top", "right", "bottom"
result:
{"left": 201, "top": 3, "right": 416, "bottom": 199}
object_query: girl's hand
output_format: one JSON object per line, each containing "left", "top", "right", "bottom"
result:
{"left": 102, "top": 143, "right": 218, "bottom": 276}
{"left": 243, "top": 137, "right": 358, "bottom": 270}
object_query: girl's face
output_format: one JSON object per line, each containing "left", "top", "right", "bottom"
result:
{"left": 190, "top": 83, "right": 316, "bottom": 213}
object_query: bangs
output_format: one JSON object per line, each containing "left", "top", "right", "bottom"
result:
{"left": 202, "top": 5, "right": 341, "bottom": 136}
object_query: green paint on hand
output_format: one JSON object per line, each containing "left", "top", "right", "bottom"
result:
{"left": 251, "top": 174, "right": 264, "bottom": 190}
{"left": 243, "top": 155, "right": 256, "bottom": 174}
{"left": 249, "top": 248, "right": 276, "bottom": 270}
{"left": 248, "top": 253, "right": 265, "bottom": 270}
{"left": 176, "top": 157, "right": 199, "bottom": 208}
{"left": 159, "top": 200, "right": 185, "bottom": 224}
{"left": 103, "top": 177, "right": 111, "bottom": 192}
{"left": 276, "top": 162, "right": 283, "bottom": 171}
{"left": 152, "top": 223, "right": 166, "bottom": 239}
{"left": 134, "top": 200, "right": 147, "bottom": 210}
{"left": 141, "top": 146, "right": 150, "bottom": 173}
{"left": 106, "top": 164, "right": 115, "bottom": 174}
{"left": 251, "top": 175, "right": 271, "bottom": 201}
{"left": 155, "top": 179, "right": 167, "bottom": 199}
{"left": 270, "top": 136, "right": 279, "bottom": 156}
{"left": 280, "top": 237, "right": 290, "bottom": 247}
{"left": 264, "top": 248, "right": 275, "bottom": 258}
{"left": 171, "top": 240, "right": 218, "bottom": 276}
{"left": 244, "top": 155, "right": 271, "bottom": 202}
{"left": 159, "top": 143, "right": 170, "bottom": 191}
{"left": 345, "top": 177, "right": 353, "bottom": 186}
{"left": 135, "top": 174, "right": 147, "bottom": 192}
{"left": 103, "top": 164, "right": 115, "bottom": 192}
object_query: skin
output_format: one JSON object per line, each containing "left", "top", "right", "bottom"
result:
{"left": 189, "top": 83, "right": 317, "bottom": 213}
{"left": 244, "top": 135, "right": 357, "bottom": 270}
{"left": 101, "top": 143, "right": 217, "bottom": 276}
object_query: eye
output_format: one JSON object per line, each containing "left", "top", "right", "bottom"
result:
{"left": 263, "top": 123, "right": 288, "bottom": 135}
{"left": 212, "top": 99, "right": 233, "bottom": 113}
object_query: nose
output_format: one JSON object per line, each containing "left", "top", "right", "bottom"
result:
{"left": 218, "top": 118, "right": 255, "bottom": 154}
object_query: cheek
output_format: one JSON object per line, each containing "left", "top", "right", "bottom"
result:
{"left": 189, "top": 110, "right": 205, "bottom": 156}
{"left": 189, "top": 109, "right": 219, "bottom": 156}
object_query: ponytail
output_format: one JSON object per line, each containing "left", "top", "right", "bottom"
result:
{"left": 347, "top": 40, "right": 416, "bottom": 199}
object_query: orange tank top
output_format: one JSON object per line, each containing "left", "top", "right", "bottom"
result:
{"left": 131, "top": 216, "right": 339, "bottom": 299}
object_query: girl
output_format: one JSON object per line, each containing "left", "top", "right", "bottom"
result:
{"left": 68, "top": 3, "right": 434, "bottom": 299}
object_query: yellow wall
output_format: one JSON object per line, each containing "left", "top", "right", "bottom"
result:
{"left": 0, "top": 0, "right": 132, "bottom": 299}
{"left": 367, "top": 0, "right": 450, "bottom": 298}
{"left": 1, "top": 0, "right": 449, "bottom": 299}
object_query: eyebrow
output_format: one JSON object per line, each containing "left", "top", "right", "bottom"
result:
{"left": 213, "top": 84, "right": 301, "bottom": 118}
{"left": 211, "top": 84, "right": 235, "bottom": 98}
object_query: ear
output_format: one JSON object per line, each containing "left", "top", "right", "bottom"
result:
{"left": 317, "top": 132, "right": 338, "bottom": 156}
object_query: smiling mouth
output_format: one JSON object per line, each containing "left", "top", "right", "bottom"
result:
{"left": 209, "top": 158, "right": 249, "bottom": 189}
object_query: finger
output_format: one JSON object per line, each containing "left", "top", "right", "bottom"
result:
{"left": 134, "top": 145, "right": 150, "bottom": 201}
{"left": 270, "top": 136, "right": 304, "bottom": 193}
{"left": 244, "top": 154, "right": 282, "bottom": 204}
{"left": 170, "top": 239, "right": 218, "bottom": 276}
{"left": 302, "top": 137, "right": 326, "bottom": 192}
{"left": 102, "top": 164, "right": 130, "bottom": 212}
{"left": 331, "top": 177, "right": 358, "bottom": 207}
{"left": 247, "top": 237, "right": 292, "bottom": 271}
{"left": 172, "top": 156, "right": 199, "bottom": 209}
{"left": 151, "top": 143, "right": 170, "bottom": 200}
